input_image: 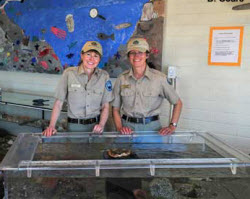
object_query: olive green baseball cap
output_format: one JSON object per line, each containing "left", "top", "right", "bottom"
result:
{"left": 81, "top": 41, "right": 103, "bottom": 56}
{"left": 127, "top": 38, "right": 149, "bottom": 53}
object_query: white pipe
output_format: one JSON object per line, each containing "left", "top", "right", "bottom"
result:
{"left": 0, "top": 0, "right": 22, "bottom": 10}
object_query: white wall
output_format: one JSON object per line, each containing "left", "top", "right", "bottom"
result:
{"left": 163, "top": 0, "right": 250, "bottom": 153}
{"left": 0, "top": 71, "right": 60, "bottom": 96}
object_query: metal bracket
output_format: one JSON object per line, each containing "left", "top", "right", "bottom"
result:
{"left": 168, "top": 136, "right": 173, "bottom": 144}
{"left": 27, "top": 161, "right": 32, "bottom": 178}
{"left": 95, "top": 161, "right": 100, "bottom": 177}
{"left": 189, "top": 136, "right": 193, "bottom": 143}
{"left": 150, "top": 161, "right": 155, "bottom": 176}
{"left": 88, "top": 134, "right": 93, "bottom": 144}
{"left": 230, "top": 163, "right": 237, "bottom": 175}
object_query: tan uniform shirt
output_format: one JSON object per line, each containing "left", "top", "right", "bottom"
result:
{"left": 55, "top": 66, "right": 113, "bottom": 119}
{"left": 112, "top": 66, "right": 179, "bottom": 118}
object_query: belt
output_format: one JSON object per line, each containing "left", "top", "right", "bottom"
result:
{"left": 122, "top": 115, "right": 159, "bottom": 124}
{"left": 68, "top": 115, "right": 100, "bottom": 125}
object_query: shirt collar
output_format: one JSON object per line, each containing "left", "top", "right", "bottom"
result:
{"left": 128, "top": 65, "right": 152, "bottom": 80}
{"left": 77, "top": 66, "right": 84, "bottom": 75}
{"left": 77, "top": 66, "right": 100, "bottom": 77}
{"left": 144, "top": 65, "right": 152, "bottom": 80}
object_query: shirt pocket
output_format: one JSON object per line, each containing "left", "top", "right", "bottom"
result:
{"left": 142, "top": 90, "right": 159, "bottom": 108}
{"left": 68, "top": 87, "right": 85, "bottom": 105}
{"left": 121, "top": 89, "right": 135, "bottom": 108}
{"left": 91, "top": 89, "right": 103, "bottom": 107}
{"left": 68, "top": 87, "right": 82, "bottom": 92}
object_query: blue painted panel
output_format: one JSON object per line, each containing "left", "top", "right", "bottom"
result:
{"left": 5, "top": 0, "right": 148, "bottom": 69}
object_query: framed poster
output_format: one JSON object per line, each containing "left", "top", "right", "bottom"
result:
{"left": 208, "top": 26, "right": 244, "bottom": 66}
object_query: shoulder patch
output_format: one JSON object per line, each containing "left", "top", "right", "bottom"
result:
{"left": 167, "top": 78, "right": 172, "bottom": 85}
{"left": 105, "top": 80, "right": 112, "bottom": 92}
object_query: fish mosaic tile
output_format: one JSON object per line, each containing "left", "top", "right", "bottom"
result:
{"left": 0, "top": 0, "right": 165, "bottom": 76}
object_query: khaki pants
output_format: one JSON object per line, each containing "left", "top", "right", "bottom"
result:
{"left": 67, "top": 122, "right": 97, "bottom": 132}
{"left": 122, "top": 119, "right": 162, "bottom": 132}
{"left": 122, "top": 119, "right": 164, "bottom": 143}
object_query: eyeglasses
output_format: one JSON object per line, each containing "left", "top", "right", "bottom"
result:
{"left": 129, "top": 51, "right": 144, "bottom": 56}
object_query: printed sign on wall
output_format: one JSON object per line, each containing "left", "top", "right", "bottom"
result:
{"left": 208, "top": 26, "right": 244, "bottom": 66}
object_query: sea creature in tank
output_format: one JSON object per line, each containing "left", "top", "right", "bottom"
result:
{"left": 115, "top": 22, "right": 132, "bottom": 30}
{"left": 97, "top": 33, "right": 115, "bottom": 41}
{"left": 65, "top": 14, "right": 74, "bottom": 32}
{"left": 50, "top": 26, "right": 66, "bottom": 40}
{"left": 107, "top": 148, "right": 132, "bottom": 158}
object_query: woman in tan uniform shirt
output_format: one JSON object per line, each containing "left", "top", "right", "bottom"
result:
{"left": 112, "top": 38, "right": 182, "bottom": 135}
{"left": 43, "top": 41, "right": 112, "bottom": 136}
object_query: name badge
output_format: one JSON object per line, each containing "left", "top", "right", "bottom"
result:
{"left": 71, "top": 84, "right": 81, "bottom": 88}
{"left": 121, "top": 84, "right": 131, "bottom": 89}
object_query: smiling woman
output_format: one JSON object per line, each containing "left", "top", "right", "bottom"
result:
{"left": 112, "top": 37, "right": 182, "bottom": 136}
{"left": 42, "top": 41, "right": 113, "bottom": 136}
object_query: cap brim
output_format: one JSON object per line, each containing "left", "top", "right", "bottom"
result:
{"left": 127, "top": 47, "right": 147, "bottom": 53}
{"left": 83, "top": 48, "right": 102, "bottom": 57}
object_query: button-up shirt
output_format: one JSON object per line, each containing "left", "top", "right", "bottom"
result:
{"left": 112, "top": 66, "right": 179, "bottom": 117}
{"left": 55, "top": 66, "right": 113, "bottom": 119}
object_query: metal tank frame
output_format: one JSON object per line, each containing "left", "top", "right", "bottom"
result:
{"left": 1, "top": 131, "right": 250, "bottom": 179}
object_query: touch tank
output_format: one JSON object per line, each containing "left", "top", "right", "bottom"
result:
{"left": 1, "top": 131, "right": 250, "bottom": 199}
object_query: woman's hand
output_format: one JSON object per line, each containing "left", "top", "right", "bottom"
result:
{"left": 42, "top": 126, "right": 57, "bottom": 137}
{"left": 118, "top": 126, "right": 133, "bottom": 135}
{"left": 93, "top": 124, "right": 104, "bottom": 134}
{"left": 158, "top": 125, "right": 176, "bottom": 136}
